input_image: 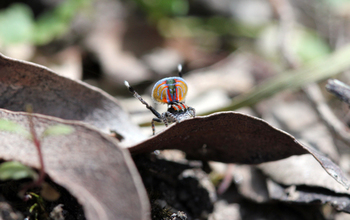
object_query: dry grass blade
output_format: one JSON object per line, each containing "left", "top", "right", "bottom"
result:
{"left": 208, "top": 44, "right": 350, "bottom": 112}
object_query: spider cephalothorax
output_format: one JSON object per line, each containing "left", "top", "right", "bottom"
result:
{"left": 125, "top": 67, "right": 195, "bottom": 135}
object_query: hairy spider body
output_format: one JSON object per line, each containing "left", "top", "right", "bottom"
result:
{"left": 163, "top": 102, "right": 195, "bottom": 124}
{"left": 125, "top": 74, "right": 195, "bottom": 135}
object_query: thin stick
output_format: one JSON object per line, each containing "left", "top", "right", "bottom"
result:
{"left": 326, "top": 79, "right": 350, "bottom": 105}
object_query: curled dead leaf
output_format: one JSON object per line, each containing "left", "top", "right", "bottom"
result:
{"left": 0, "top": 52, "right": 145, "bottom": 146}
{"left": 129, "top": 111, "right": 350, "bottom": 189}
{"left": 256, "top": 155, "right": 350, "bottom": 212}
{"left": 0, "top": 108, "right": 149, "bottom": 220}
{"left": 266, "top": 179, "right": 350, "bottom": 212}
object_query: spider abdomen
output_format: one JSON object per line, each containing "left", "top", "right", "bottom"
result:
{"left": 168, "top": 103, "right": 187, "bottom": 112}
{"left": 152, "top": 77, "right": 188, "bottom": 104}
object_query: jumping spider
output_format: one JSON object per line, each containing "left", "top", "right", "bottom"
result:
{"left": 124, "top": 65, "right": 195, "bottom": 135}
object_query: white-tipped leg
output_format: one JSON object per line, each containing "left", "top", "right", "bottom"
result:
{"left": 124, "top": 80, "right": 130, "bottom": 88}
{"left": 125, "top": 80, "right": 163, "bottom": 122}
{"left": 177, "top": 64, "right": 182, "bottom": 74}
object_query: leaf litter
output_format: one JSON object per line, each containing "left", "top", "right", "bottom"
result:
{"left": 259, "top": 155, "right": 350, "bottom": 212}
{"left": 0, "top": 52, "right": 146, "bottom": 147}
{"left": 129, "top": 111, "right": 350, "bottom": 189}
{"left": 0, "top": 108, "right": 150, "bottom": 220}
{"left": 0, "top": 51, "right": 349, "bottom": 218}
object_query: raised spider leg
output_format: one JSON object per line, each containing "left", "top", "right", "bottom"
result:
{"left": 178, "top": 64, "right": 183, "bottom": 77}
{"left": 124, "top": 81, "right": 162, "bottom": 119}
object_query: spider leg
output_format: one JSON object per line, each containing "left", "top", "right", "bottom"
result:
{"left": 124, "top": 81, "right": 162, "bottom": 119}
{"left": 164, "top": 112, "right": 179, "bottom": 123}
{"left": 188, "top": 107, "right": 196, "bottom": 117}
{"left": 152, "top": 118, "right": 162, "bottom": 135}
{"left": 178, "top": 64, "right": 183, "bottom": 77}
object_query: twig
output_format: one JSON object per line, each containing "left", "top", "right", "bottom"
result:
{"left": 326, "top": 79, "right": 350, "bottom": 105}
{"left": 304, "top": 83, "right": 350, "bottom": 144}
{"left": 269, "top": 0, "right": 350, "bottom": 147}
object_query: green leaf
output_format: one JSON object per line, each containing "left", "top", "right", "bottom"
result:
{"left": 32, "top": 0, "right": 91, "bottom": 45}
{"left": 292, "top": 28, "right": 330, "bottom": 64}
{"left": 33, "top": 12, "right": 68, "bottom": 45}
{"left": 133, "top": 0, "right": 189, "bottom": 21}
{"left": 0, "top": 161, "right": 38, "bottom": 181}
{"left": 41, "top": 124, "right": 74, "bottom": 138}
{"left": 0, "top": 1, "right": 91, "bottom": 45}
{"left": 0, "top": 119, "right": 30, "bottom": 137}
{"left": 0, "top": 3, "right": 34, "bottom": 45}
{"left": 29, "top": 203, "right": 38, "bottom": 213}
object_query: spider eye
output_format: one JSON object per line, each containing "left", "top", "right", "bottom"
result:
{"left": 152, "top": 77, "right": 188, "bottom": 104}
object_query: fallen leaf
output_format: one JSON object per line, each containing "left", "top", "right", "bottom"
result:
{"left": 129, "top": 111, "right": 350, "bottom": 189}
{"left": 259, "top": 154, "right": 350, "bottom": 194}
{"left": 0, "top": 108, "right": 150, "bottom": 220}
{"left": 40, "top": 182, "right": 61, "bottom": 201}
{"left": 266, "top": 179, "right": 350, "bottom": 213}
{"left": 252, "top": 154, "right": 350, "bottom": 213}
{"left": 232, "top": 165, "right": 269, "bottom": 203}
{"left": 0, "top": 52, "right": 145, "bottom": 146}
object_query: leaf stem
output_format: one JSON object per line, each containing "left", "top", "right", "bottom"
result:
{"left": 21, "top": 106, "right": 46, "bottom": 198}
{"left": 28, "top": 112, "right": 46, "bottom": 187}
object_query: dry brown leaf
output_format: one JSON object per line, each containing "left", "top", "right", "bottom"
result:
{"left": 266, "top": 179, "right": 350, "bottom": 212}
{"left": 0, "top": 52, "right": 145, "bottom": 146}
{"left": 231, "top": 156, "right": 350, "bottom": 212}
{"left": 0, "top": 108, "right": 150, "bottom": 220}
{"left": 259, "top": 154, "right": 349, "bottom": 194}
{"left": 232, "top": 165, "right": 269, "bottom": 203}
{"left": 129, "top": 111, "right": 350, "bottom": 189}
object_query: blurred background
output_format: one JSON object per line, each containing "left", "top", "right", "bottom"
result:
{"left": 1, "top": 0, "right": 349, "bottom": 132}
{"left": 0, "top": 0, "right": 348, "bottom": 100}
{"left": 0, "top": 1, "right": 348, "bottom": 99}
{"left": 3, "top": 0, "right": 350, "bottom": 219}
